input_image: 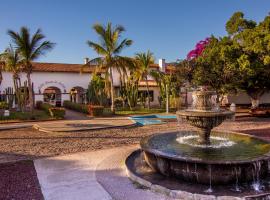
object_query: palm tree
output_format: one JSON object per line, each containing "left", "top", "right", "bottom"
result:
{"left": 135, "top": 51, "right": 154, "bottom": 109}
{"left": 86, "top": 23, "right": 133, "bottom": 112}
{"left": 0, "top": 44, "right": 23, "bottom": 110}
{"left": 7, "top": 27, "right": 55, "bottom": 111}
{"left": 0, "top": 44, "right": 22, "bottom": 83}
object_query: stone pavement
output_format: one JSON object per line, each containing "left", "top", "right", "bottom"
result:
{"left": 34, "top": 145, "right": 173, "bottom": 200}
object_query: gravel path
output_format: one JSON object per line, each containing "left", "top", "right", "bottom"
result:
{"left": 0, "top": 117, "right": 270, "bottom": 163}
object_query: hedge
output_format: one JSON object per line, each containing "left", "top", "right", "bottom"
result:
{"left": 63, "top": 101, "right": 88, "bottom": 114}
{"left": 88, "top": 105, "right": 104, "bottom": 116}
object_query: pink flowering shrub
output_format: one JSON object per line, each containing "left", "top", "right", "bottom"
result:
{"left": 187, "top": 38, "right": 210, "bottom": 60}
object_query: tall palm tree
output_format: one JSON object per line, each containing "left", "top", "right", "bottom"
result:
{"left": 135, "top": 51, "right": 154, "bottom": 109}
{"left": 86, "top": 23, "right": 133, "bottom": 112}
{"left": 7, "top": 27, "right": 55, "bottom": 111}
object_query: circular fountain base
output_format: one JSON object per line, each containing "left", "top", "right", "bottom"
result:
{"left": 140, "top": 131, "right": 270, "bottom": 185}
{"left": 126, "top": 150, "right": 270, "bottom": 199}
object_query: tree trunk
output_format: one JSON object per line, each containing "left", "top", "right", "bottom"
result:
{"left": 166, "top": 84, "right": 169, "bottom": 113}
{"left": 248, "top": 90, "right": 264, "bottom": 109}
{"left": 109, "top": 67, "right": 115, "bottom": 113}
{"left": 145, "top": 77, "right": 150, "bottom": 109}
{"left": 251, "top": 98, "right": 260, "bottom": 109}
{"left": 26, "top": 72, "right": 34, "bottom": 112}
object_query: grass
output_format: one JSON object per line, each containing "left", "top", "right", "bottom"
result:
{"left": 0, "top": 109, "right": 52, "bottom": 122}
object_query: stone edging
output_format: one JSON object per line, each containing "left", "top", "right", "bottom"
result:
{"left": 32, "top": 122, "right": 137, "bottom": 133}
{"left": 125, "top": 150, "right": 270, "bottom": 200}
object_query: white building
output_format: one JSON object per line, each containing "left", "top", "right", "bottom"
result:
{"left": 0, "top": 59, "right": 169, "bottom": 107}
{"left": 1, "top": 58, "right": 269, "bottom": 108}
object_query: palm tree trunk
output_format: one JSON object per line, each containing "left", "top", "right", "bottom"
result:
{"left": 0, "top": 71, "right": 2, "bottom": 86}
{"left": 109, "top": 67, "right": 115, "bottom": 113}
{"left": 145, "top": 77, "right": 150, "bottom": 109}
{"left": 166, "top": 84, "right": 169, "bottom": 113}
{"left": 26, "top": 72, "right": 34, "bottom": 112}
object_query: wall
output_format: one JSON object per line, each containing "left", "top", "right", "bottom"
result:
{"left": 227, "top": 91, "right": 270, "bottom": 105}
{"left": 1, "top": 71, "right": 91, "bottom": 104}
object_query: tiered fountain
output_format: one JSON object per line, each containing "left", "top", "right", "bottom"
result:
{"left": 126, "top": 88, "right": 270, "bottom": 198}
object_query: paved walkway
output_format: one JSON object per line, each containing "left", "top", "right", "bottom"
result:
{"left": 34, "top": 146, "right": 173, "bottom": 200}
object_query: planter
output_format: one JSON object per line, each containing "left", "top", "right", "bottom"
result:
{"left": 87, "top": 105, "right": 104, "bottom": 117}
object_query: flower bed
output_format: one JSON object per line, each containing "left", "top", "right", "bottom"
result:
{"left": 38, "top": 102, "right": 65, "bottom": 119}
{"left": 49, "top": 107, "right": 66, "bottom": 119}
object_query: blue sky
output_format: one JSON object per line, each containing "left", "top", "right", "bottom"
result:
{"left": 0, "top": 0, "right": 269, "bottom": 64}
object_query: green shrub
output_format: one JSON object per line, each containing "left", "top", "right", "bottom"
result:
{"left": 49, "top": 107, "right": 65, "bottom": 119}
{"left": 88, "top": 105, "right": 104, "bottom": 116}
{"left": 0, "top": 102, "right": 8, "bottom": 110}
{"left": 40, "top": 103, "right": 53, "bottom": 114}
{"left": 63, "top": 101, "right": 88, "bottom": 113}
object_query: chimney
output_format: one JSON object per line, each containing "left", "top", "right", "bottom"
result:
{"left": 84, "top": 57, "right": 89, "bottom": 64}
{"left": 159, "top": 58, "right": 166, "bottom": 72}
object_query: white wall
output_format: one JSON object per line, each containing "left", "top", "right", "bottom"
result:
{"left": 227, "top": 91, "right": 270, "bottom": 105}
{"left": 1, "top": 71, "right": 91, "bottom": 104}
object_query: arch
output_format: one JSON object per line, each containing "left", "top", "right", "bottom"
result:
{"left": 43, "top": 86, "right": 62, "bottom": 106}
{"left": 70, "top": 86, "right": 86, "bottom": 104}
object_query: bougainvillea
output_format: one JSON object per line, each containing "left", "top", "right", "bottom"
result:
{"left": 187, "top": 38, "right": 210, "bottom": 60}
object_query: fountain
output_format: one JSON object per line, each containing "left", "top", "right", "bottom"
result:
{"left": 126, "top": 88, "right": 270, "bottom": 198}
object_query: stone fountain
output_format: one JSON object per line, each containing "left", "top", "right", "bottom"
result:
{"left": 126, "top": 88, "right": 270, "bottom": 198}
{"left": 177, "top": 90, "right": 234, "bottom": 145}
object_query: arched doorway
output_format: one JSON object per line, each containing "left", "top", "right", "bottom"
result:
{"left": 70, "top": 87, "right": 86, "bottom": 104}
{"left": 43, "top": 87, "right": 62, "bottom": 106}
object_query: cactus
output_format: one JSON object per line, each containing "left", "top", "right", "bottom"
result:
{"left": 15, "top": 80, "right": 29, "bottom": 112}
{"left": 4, "top": 87, "right": 15, "bottom": 109}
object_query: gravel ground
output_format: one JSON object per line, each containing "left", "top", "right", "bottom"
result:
{"left": 0, "top": 117, "right": 270, "bottom": 163}
{"left": 0, "top": 160, "right": 44, "bottom": 200}
{"left": 0, "top": 117, "right": 270, "bottom": 200}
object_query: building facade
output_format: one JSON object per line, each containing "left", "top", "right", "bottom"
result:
{"left": 1, "top": 59, "right": 270, "bottom": 108}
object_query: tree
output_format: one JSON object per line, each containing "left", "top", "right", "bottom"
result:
{"left": 193, "top": 36, "right": 240, "bottom": 103}
{"left": 175, "top": 59, "right": 196, "bottom": 107}
{"left": 226, "top": 12, "right": 270, "bottom": 108}
{"left": 150, "top": 70, "right": 178, "bottom": 112}
{"left": 8, "top": 27, "right": 55, "bottom": 111}
{"left": 87, "top": 74, "right": 107, "bottom": 106}
{"left": 226, "top": 12, "right": 256, "bottom": 36}
{"left": 0, "top": 44, "right": 23, "bottom": 109}
{"left": 135, "top": 51, "right": 155, "bottom": 109}
{"left": 86, "top": 23, "right": 133, "bottom": 112}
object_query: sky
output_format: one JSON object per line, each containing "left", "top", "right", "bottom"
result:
{"left": 0, "top": 0, "right": 269, "bottom": 64}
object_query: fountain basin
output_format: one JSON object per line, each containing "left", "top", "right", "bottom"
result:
{"left": 141, "top": 131, "right": 270, "bottom": 185}
{"left": 176, "top": 110, "right": 234, "bottom": 144}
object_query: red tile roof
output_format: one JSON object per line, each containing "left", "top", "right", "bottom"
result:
{"left": 31, "top": 62, "right": 98, "bottom": 73}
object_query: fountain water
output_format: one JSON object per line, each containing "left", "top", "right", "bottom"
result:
{"left": 126, "top": 88, "right": 270, "bottom": 197}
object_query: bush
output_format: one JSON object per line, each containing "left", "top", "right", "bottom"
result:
{"left": 0, "top": 102, "right": 8, "bottom": 110}
{"left": 63, "top": 101, "right": 88, "bottom": 113}
{"left": 49, "top": 107, "right": 65, "bottom": 119}
{"left": 88, "top": 105, "right": 104, "bottom": 116}
{"left": 40, "top": 103, "right": 53, "bottom": 114}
